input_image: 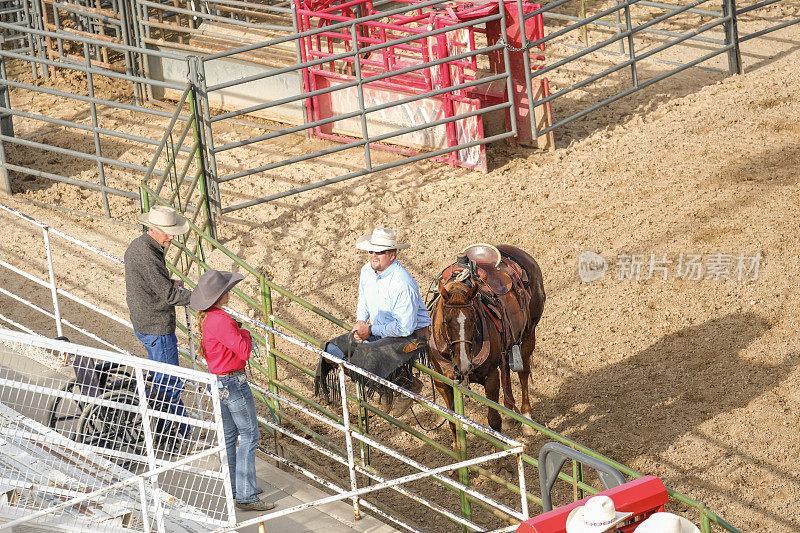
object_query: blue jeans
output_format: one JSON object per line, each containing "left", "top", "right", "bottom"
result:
{"left": 134, "top": 330, "right": 189, "bottom": 438}
{"left": 218, "top": 373, "right": 260, "bottom": 503}
{"left": 325, "top": 335, "right": 378, "bottom": 360}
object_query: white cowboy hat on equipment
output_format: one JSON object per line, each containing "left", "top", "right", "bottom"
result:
{"left": 633, "top": 512, "right": 700, "bottom": 533}
{"left": 565, "top": 495, "right": 633, "bottom": 533}
{"left": 355, "top": 227, "right": 410, "bottom": 252}
{"left": 136, "top": 205, "right": 190, "bottom": 235}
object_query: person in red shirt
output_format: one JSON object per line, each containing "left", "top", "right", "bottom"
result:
{"left": 191, "top": 269, "right": 275, "bottom": 512}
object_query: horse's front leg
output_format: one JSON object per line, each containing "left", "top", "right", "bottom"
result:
{"left": 519, "top": 331, "right": 537, "bottom": 436}
{"left": 433, "top": 379, "right": 457, "bottom": 450}
{"left": 484, "top": 368, "right": 502, "bottom": 434}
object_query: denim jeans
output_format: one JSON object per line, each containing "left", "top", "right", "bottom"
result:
{"left": 218, "top": 372, "right": 260, "bottom": 503}
{"left": 134, "top": 330, "right": 189, "bottom": 438}
{"left": 325, "top": 335, "right": 378, "bottom": 360}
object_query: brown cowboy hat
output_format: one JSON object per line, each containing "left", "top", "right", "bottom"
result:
{"left": 190, "top": 270, "right": 244, "bottom": 311}
{"left": 136, "top": 205, "right": 189, "bottom": 235}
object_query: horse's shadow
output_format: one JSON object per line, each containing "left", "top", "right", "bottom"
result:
{"left": 533, "top": 312, "right": 792, "bottom": 464}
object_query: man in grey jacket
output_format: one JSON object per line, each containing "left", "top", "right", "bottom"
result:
{"left": 124, "top": 205, "right": 192, "bottom": 438}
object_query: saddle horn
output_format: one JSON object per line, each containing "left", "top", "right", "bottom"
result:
{"left": 456, "top": 252, "right": 477, "bottom": 279}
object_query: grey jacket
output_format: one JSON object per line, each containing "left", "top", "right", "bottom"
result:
{"left": 124, "top": 233, "right": 191, "bottom": 335}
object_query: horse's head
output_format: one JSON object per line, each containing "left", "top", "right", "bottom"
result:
{"left": 435, "top": 278, "right": 479, "bottom": 379}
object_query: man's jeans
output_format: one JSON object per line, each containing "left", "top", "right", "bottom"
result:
{"left": 134, "top": 330, "right": 189, "bottom": 438}
{"left": 218, "top": 373, "right": 260, "bottom": 503}
{"left": 325, "top": 335, "right": 378, "bottom": 361}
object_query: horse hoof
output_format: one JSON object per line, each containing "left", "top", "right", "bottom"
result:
{"left": 494, "top": 457, "right": 515, "bottom": 475}
{"left": 522, "top": 422, "right": 537, "bottom": 436}
{"left": 450, "top": 469, "right": 467, "bottom": 481}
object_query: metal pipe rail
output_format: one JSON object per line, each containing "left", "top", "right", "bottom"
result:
{"left": 515, "top": 0, "right": 743, "bottom": 142}
{"left": 0, "top": 46, "right": 183, "bottom": 90}
{"left": 0, "top": 76, "right": 189, "bottom": 119}
{"left": 0, "top": 202, "right": 132, "bottom": 349}
{"left": 138, "top": 0, "right": 292, "bottom": 26}
{"left": 261, "top": 448, "right": 425, "bottom": 532}
{"left": 204, "top": 10, "right": 502, "bottom": 91}
{"left": 193, "top": 0, "right": 520, "bottom": 208}
{"left": 212, "top": 71, "right": 509, "bottom": 153}
{"left": 218, "top": 101, "right": 510, "bottom": 182}
{"left": 202, "top": 0, "right": 473, "bottom": 60}
{"left": 0, "top": 105, "right": 194, "bottom": 152}
{"left": 0, "top": 20, "right": 198, "bottom": 216}
{"left": 0, "top": 330, "right": 235, "bottom": 532}
{"left": 542, "top": 10, "right": 726, "bottom": 46}
{"left": 533, "top": 14, "right": 733, "bottom": 110}
{"left": 209, "top": 49, "right": 506, "bottom": 125}
{"left": 0, "top": 20, "right": 185, "bottom": 59}
{"left": 735, "top": 0, "right": 800, "bottom": 42}
{"left": 220, "top": 131, "right": 517, "bottom": 212}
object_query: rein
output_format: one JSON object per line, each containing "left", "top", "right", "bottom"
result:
{"left": 431, "top": 288, "right": 491, "bottom": 375}
{"left": 440, "top": 300, "right": 476, "bottom": 355}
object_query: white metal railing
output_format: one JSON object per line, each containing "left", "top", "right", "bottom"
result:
{"left": 218, "top": 309, "right": 530, "bottom": 533}
{"left": 0, "top": 204, "right": 532, "bottom": 531}
{"left": 0, "top": 201, "right": 132, "bottom": 353}
{"left": 0, "top": 329, "right": 234, "bottom": 531}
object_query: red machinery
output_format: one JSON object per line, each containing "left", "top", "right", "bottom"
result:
{"left": 517, "top": 476, "right": 670, "bottom": 533}
{"left": 295, "top": 0, "right": 551, "bottom": 170}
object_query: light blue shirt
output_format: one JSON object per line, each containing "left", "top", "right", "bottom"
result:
{"left": 356, "top": 260, "right": 431, "bottom": 338}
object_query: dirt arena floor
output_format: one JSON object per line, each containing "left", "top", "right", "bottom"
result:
{"left": 1, "top": 7, "right": 800, "bottom": 531}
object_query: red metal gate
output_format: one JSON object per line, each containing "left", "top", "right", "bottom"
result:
{"left": 295, "top": 0, "right": 551, "bottom": 171}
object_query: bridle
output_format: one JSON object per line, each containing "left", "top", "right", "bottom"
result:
{"left": 438, "top": 294, "right": 480, "bottom": 369}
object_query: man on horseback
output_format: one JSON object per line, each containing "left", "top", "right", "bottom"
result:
{"left": 314, "top": 227, "right": 430, "bottom": 416}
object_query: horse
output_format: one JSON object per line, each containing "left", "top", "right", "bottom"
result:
{"left": 427, "top": 244, "right": 545, "bottom": 446}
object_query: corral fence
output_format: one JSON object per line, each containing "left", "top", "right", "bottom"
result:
{"left": 0, "top": 201, "right": 526, "bottom": 532}
{"left": 145, "top": 186, "right": 742, "bottom": 532}
{"left": 0, "top": 195, "right": 744, "bottom": 531}
{"left": 0, "top": 0, "right": 796, "bottom": 223}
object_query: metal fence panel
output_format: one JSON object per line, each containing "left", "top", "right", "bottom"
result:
{"left": 0, "top": 329, "right": 236, "bottom": 531}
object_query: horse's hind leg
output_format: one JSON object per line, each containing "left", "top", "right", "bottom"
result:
{"left": 486, "top": 368, "right": 514, "bottom": 473}
{"left": 519, "top": 325, "right": 538, "bottom": 436}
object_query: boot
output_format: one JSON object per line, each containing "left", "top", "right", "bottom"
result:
{"left": 392, "top": 376, "right": 423, "bottom": 417}
{"left": 236, "top": 499, "right": 275, "bottom": 511}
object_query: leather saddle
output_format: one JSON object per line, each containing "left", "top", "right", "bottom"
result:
{"left": 440, "top": 243, "right": 532, "bottom": 349}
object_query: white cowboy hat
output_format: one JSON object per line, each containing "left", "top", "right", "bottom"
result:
{"left": 634, "top": 513, "right": 700, "bottom": 533}
{"left": 565, "top": 495, "right": 633, "bottom": 533}
{"left": 136, "top": 205, "right": 189, "bottom": 235}
{"left": 355, "top": 227, "right": 410, "bottom": 252}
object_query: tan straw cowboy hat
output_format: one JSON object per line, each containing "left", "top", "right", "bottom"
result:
{"left": 136, "top": 205, "right": 189, "bottom": 235}
{"left": 634, "top": 513, "right": 700, "bottom": 533}
{"left": 190, "top": 270, "right": 244, "bottom": 311}
{"left": 565, "top": 496, "right": 633, "bottom": 533}
{"left": 355, "top": 227, "right": 410, "bottom": 252}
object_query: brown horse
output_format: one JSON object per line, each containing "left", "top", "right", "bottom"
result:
{"left": 428, "top": 244, "right": 545, "bottom": 443}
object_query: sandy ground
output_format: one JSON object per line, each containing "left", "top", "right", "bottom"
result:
{"left": 1, "top": 4, "right": 800, "bottom": 531}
